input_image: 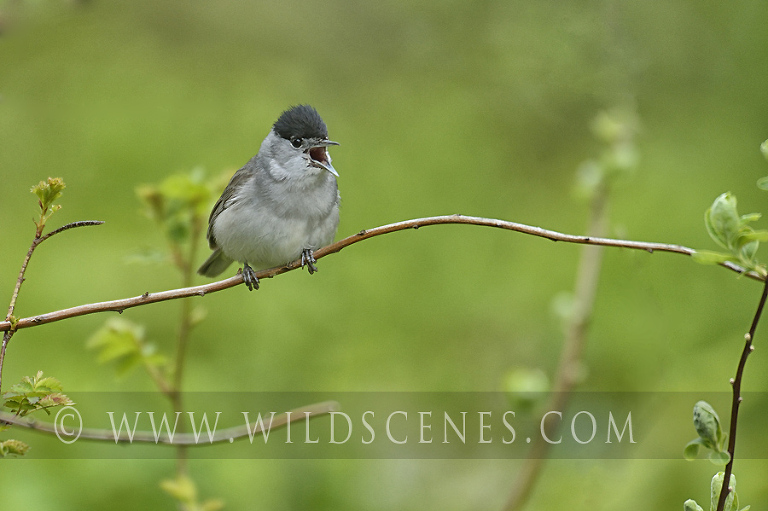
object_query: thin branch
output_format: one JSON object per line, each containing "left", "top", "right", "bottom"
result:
{"left": 38, "top": 220, "right": 105, "bottom": 242}
{"left": 0, "top": 214, "right": 761, "bottom": 335}
{"left": 0, "top": 332, "right": 10, "bottom": 395}
{"left": 0, "top": 400, "right": 339, "bottom": 445}
{"left": 170, "top": 214, "right": 204, "bottom": 476}
{"left": 716, "top": 278, "right": 768, "bottom": 511}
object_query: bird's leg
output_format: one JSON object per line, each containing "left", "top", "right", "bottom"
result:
{"left": 242, "top": 263, "right": 259, "bottom": 291}
{"left": 300, "top": 249, "right": 318, "bottom": 274}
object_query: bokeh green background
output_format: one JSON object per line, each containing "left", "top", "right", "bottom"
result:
{"left": 2, "top": 1, "right": 768, "bottom": 509}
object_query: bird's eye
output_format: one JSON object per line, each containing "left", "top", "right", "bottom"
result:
{"left": 291, "top": 138, "right": 303, "bottom": 148}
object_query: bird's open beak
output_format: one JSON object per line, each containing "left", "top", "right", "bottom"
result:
{"left": 308, "top": 140, "right": 340, "bottom": 177}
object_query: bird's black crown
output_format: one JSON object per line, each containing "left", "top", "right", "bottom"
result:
{"left": 273, "top": 104, "right": 329, "bottom": 141}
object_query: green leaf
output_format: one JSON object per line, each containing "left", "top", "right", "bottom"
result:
{"left": 712, "top": 472, "right": 737, "bottom": 511}
{"left": 691, "top": 250, "right": 734, "bottom": 266}
{"left": 683, "top": 499, "right": 703, "bottom": 511}
{"left": 31, "top": 177, "right": 66, "bottom": 210}
{"left": 739, "top": 239, "right": 759, "bottom": 265}
{"left": 88, "top": 318, "right": 167, "bottom": 378}
{"left": 757, "top": 176, "right": 768, "bottom": 191}
{"left": 190, "top": 306, "right": 208, "bottom": 327}
{"left": 737, "top": 229, "right": 768, "bottom": 243}
{"left": 201, "top": 499, "right": 226, "bottom": 511}
{"left": 683, "top": 438, "right": 704, "bottom": 460}
{"left": 2, "top": 371, "right": 73, "bottom": 417}
{"left": 705, "top": 193, "right": 740, "bottom": 250}
{"left": 761, "top": 139, "right": 768, "bottom": 162}
{"left": 693, "top": 401, "right": 722, "bottom": 450}
{"left": 160, "top": 474, "right": 197, "bottom": 504}
{"left": 709, "top": 450, "right": 731, "bottom": 466}
{"left": 740, "top": 212, "right": 762, "bottom": 223}
{"left": 87, "top": 318, "right": 144, "bottom": 365}
{"left": 38, "top": 393, "right": 75, "bottom": 409}
{"left": 0, "top": 439, "right": 30, "bottom": 457}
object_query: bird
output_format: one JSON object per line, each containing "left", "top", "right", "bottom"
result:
{"left": 197, "top": 105, "right": 340, "bottom": 291}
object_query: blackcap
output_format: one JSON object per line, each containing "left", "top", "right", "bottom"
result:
{"left": 197, "top": 105, "right": 340, "bottom": 290}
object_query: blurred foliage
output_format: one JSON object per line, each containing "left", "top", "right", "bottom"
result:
{"left": 87, "top": 317, "right": 167, "bottom": 379}
{"left": 2, "top": 0, "right": 768, "bottom": 510}
{"left": 160, "top": 474, "right": 225, "bottom": 511}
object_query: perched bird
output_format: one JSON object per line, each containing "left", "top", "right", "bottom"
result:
{"left": 197, "top": 105, "right": 340, "bottom": 290}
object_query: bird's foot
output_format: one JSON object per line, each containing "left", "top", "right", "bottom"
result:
{"left": 300, "top": 249, "right": 318, "bottom": 274}
{"left": 241, "top": 263, "right": 259, "bottom": 291}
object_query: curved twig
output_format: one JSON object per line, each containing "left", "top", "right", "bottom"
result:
{"left": 0, "top": 400, "right": 339, "bottom": 446}
{"left": 0, "top": 214, "right": 761, "bottom": 334}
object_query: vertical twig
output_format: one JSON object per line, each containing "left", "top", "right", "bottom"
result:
{"left": 169, "top": 214, "right": 203, "bottom": 476}
{"left": 503, "top": 185, "right": 609, "bottom": 511}
{"left": 0, "top": 332, "right": 11, "bottom": 395}
{"left": 715, "top": 279, "right": 768, "bottom": 511}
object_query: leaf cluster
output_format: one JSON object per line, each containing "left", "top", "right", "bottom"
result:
{"left": 684, "top": 472, "right": 750, "bottom": 511}
{"left": 87, "top": 318, "right": 168, "bottom": 378}
{"left": 694, "top": 192, "right": 768, "bottom": 276}
{"left": 136, "top": 168, "right": 224, "bottom": 247}
{"left": 1, "top": 371, "right": 74, "bottom": 458}
{"left": 694, "top": 141, "right": 768, "bottom": 276}
{"left": 30, "top": 177, "right": 65, "bottom": 237}
{"left": 2, "top": 370, "right": 74, "bottom": 417}
{"left": 574, "top": 107, "right": 639, "bottom": 200}
{"left": 684, "top": 400, "right": 730, "bottom": 466}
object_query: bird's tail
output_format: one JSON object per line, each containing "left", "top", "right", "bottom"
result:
{"left": 197, "top": 248, "right": 234, "bottom": 277}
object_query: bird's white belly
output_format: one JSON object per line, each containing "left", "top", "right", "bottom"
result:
{"left": 212, "top": 201, "right": 337, "bottom": 270}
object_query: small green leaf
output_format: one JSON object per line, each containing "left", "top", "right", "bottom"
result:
{"left": 38, "top": 393, "right": 75, "bottom": 409}
{"left": 160, "top": 474, "right": 197, "bottom": 504}
{"left": 0, "top": 439, "right": 30, "bottom": 457}
{"left": 761, "top": 139, "right": 768, "bottom": 161}
{"left": 757, "top": 176, "right": 768, "bottom": 191}
{"left": 87, "top": 318, "right": 144, "bottom": 365}
{"left": 712, "top": 472, "right": 737, "bottom": 511}
{"left": 740, "top": 212, "right": 762, "bottom": 223}
{"left": 739, "top": 239, "right": 759, "bottom": 265}
{"left": 190, "top": 306, "right": 208, "bottom": 327}
{"left": 705, "top": 193, "right": 740, "bottom": 250}
{"left": 691, "top": 250, "right": 734, "bottom": 265}
{"left": 35, "top": 376, "right": 64, "bottom": 393}
{"left": 2, "top": 372, "right": 73, "bottom": 417}
{"left": 738, "top": 229, "right": 768, "bottom": 243}
{"left": 693, "top": 401, "right": 722, "bottom": 450}
{"left": 709, "top": 450, "right": 731, "bottom": 466}
{"left": 683, "top": 499, "right": 703, "bottom": 511}
{"left": 31, "top": 177, "right": 66, "bottom": 210}
{"left": 88, "top": 318, "right": 167, "bottom": 378}
{"left": 683, "top": 438, "right": 704, "bottom": 460}
{"left": 201, "top": 499, "right": 226, "bottom": 511}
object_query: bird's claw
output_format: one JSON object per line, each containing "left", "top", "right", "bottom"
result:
{"left": 301, "top": 249, "right": 318, "bottom": 274}
{"left": 242, "top": 263, "right": 259, "bottom": 291}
